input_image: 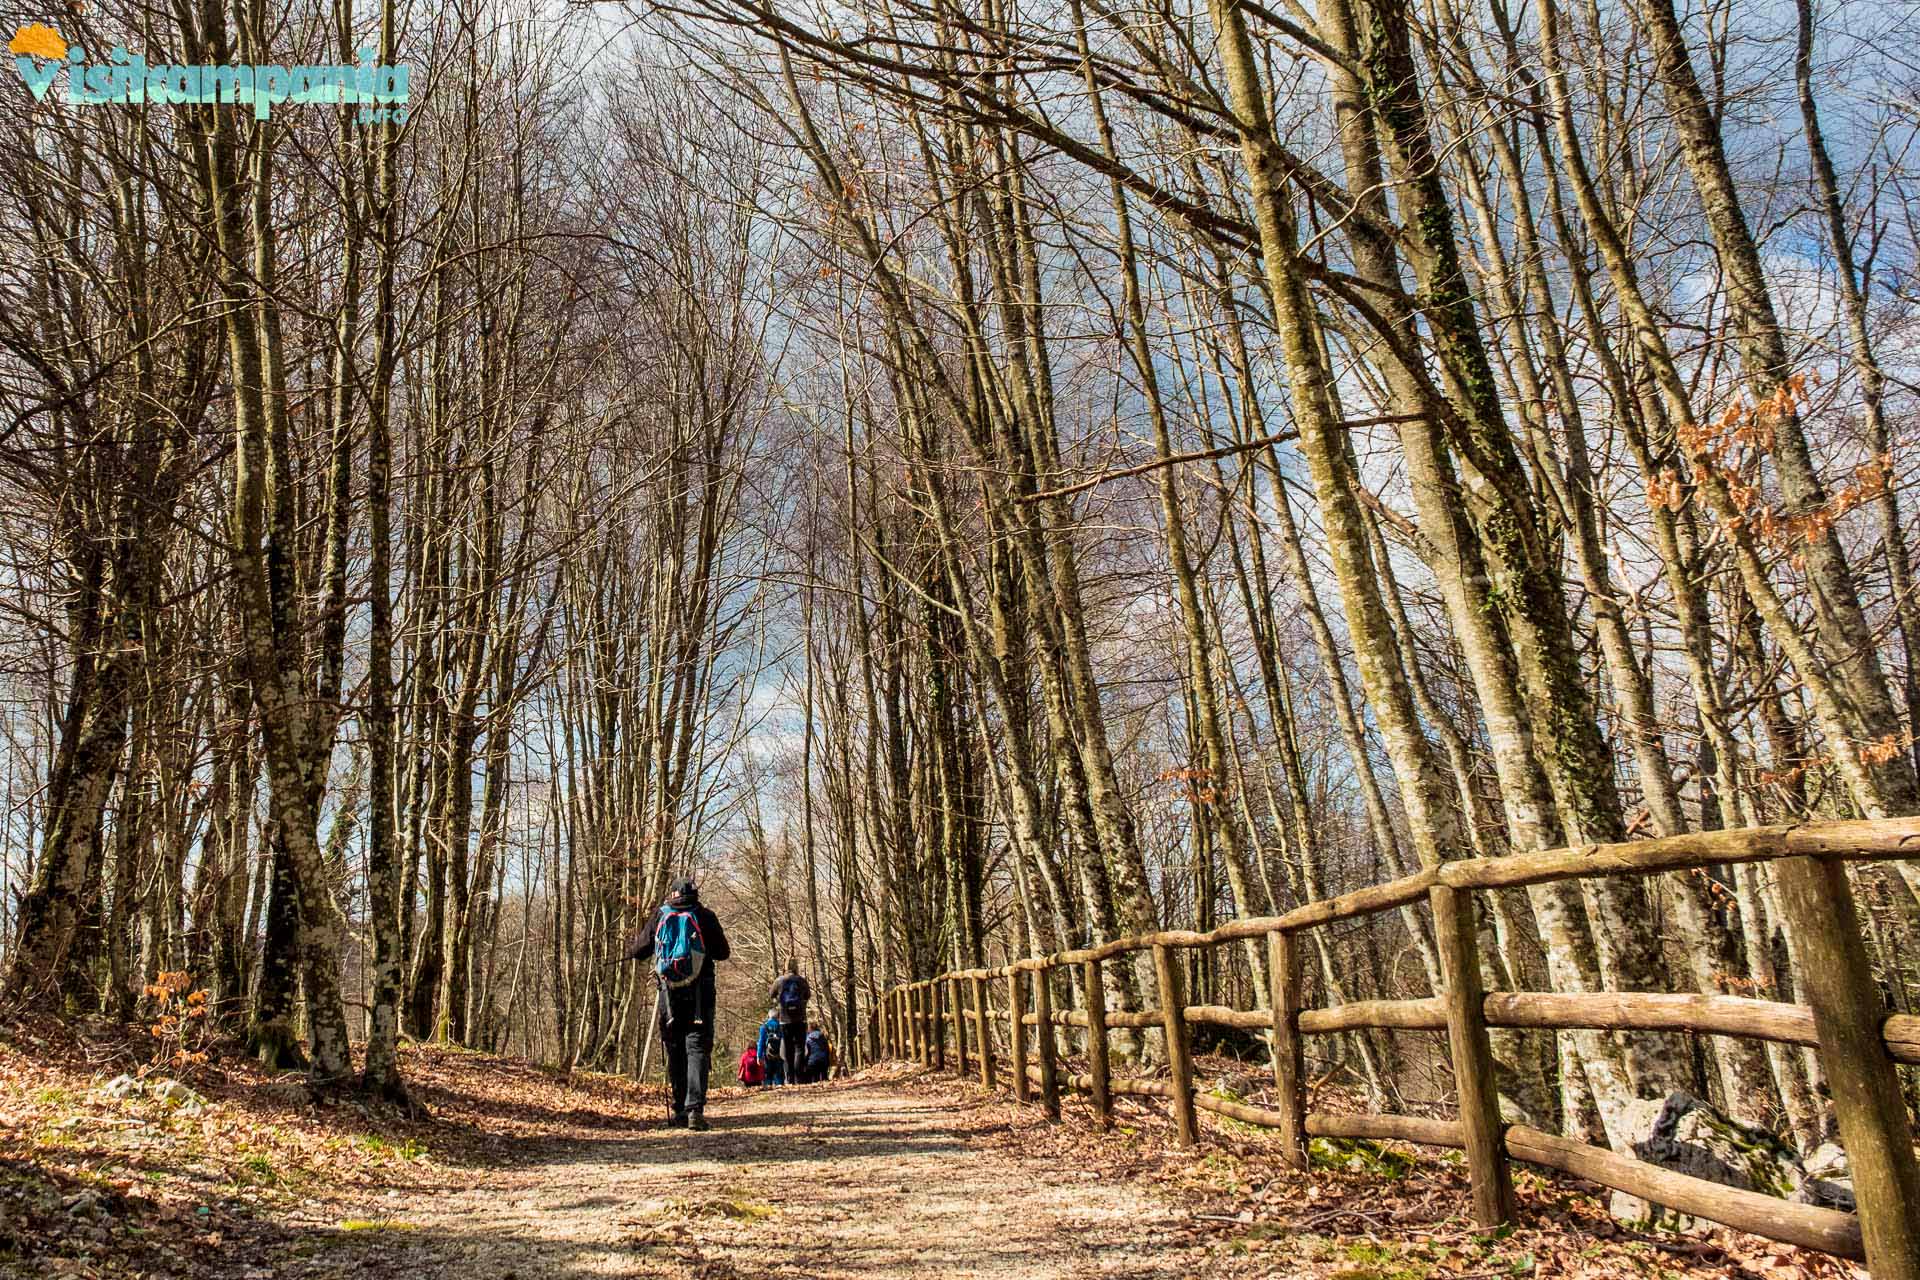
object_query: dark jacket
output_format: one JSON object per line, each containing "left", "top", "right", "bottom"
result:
{"left": 770, "top": 973, "right": 811, "bottom": 1011}
{"left": 626, "top": 893, "right": 731, "bottom": 1030}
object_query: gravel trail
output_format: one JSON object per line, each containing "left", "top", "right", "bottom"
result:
{"left": 320, "top": 1080, "right": 1218, "bottom": 1279}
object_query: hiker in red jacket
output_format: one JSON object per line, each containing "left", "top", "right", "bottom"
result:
{"left": 737, "top": 1045, "right": 764, "bottom": 1087}
{"left": 625, "top": 878, "right": 731, "bottom": 1130}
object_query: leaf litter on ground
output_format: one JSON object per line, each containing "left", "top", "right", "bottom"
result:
{"left": 0, "top": 1012, "right": 664, "bottom": 1279}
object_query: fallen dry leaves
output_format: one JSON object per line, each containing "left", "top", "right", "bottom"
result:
{"left": 0, "top": 1013, "right": 666, "bottom": 1279}
{"left": 885, "top": 1054, "right": 1870, "bottom": 1280}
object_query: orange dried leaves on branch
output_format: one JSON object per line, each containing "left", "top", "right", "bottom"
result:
{"left": 1681, "top": 373, "right": 1891, "bottom": 554}
{"left": 144, "top": 971, "right": 211, "bottom": 1070}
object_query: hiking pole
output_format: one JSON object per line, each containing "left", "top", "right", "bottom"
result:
{"left": 636, "top": 982, "right": 664, "bottom": 1083}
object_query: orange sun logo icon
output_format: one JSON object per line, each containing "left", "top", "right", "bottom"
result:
{"left": 9, "top": 23, "right": 68, "bottom": 59}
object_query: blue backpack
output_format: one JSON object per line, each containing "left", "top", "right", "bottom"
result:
{"left": 805, "top": 1029, "right": 829, "bottom": 1067}
{"left": 653, "top": 905, "right": 707, "bottom": 989}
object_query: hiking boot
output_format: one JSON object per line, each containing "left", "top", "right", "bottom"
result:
{"left": 687, "top": 1111, "right": 711, "bottom": 1132}
{"left": 667, "top": 1111, "right": 688, "bottom": 1129}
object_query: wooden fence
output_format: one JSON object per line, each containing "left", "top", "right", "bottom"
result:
{"left": 876, "top": 818, "right": 1920, "bottom": 1279}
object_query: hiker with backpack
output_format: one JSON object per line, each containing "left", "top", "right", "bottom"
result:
{"left": 801, "top": 1025, "right": 833, "bottom": 1084}
{"left": 769, "top": 966, "right": 811, "bottom": 1087}
{"left": 756, "top": 1008, "right": 786, "bottom": 1087}
{"left": 623, "top": 877, "right": 731, "bottom": 1130}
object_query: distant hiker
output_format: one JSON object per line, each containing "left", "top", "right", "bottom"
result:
{"left": 757, "top": 1008, "right": 786, "bottom": 1087}
{"left": 623, "top": 878, "right": 731, "bottom": 1131}
{"left": 802, "top": 1025, "right": 832, "bottom": 1084}
{"left": 736, "top": 1045, "right": 763, "bottom": 1087}
{"left": 769, "top": 965, "right": 812, "bottom": 1086}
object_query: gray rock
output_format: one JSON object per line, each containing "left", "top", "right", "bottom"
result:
{"left": 1794, "top": 1140, "right": 1855, "bottom": 1211}
{"left": 1608, "top": 1092, "right": 1816, "bottom": 1233}
{"left": 153, "top": 1080, "right": 207, "bottom": 1115}
{"left": 95, "top": 1074, "right": 143, "bottom": 1101}
{"left": 1801, "top": 1140, "right": 1848, "bottom": 1179}
{"left": 61, "top": 1190, "right": 103, "bottom": 1218}
{"left": 1212, "top": 1072, "right": 1263, "bottom": 1101}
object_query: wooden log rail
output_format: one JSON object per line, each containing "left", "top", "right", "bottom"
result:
{"left": 879, "top": 817, "right": 1920, "bottom": 1278}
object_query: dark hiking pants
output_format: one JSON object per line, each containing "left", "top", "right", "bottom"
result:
{"left": 777, "top": 1006, "right": 808, "bottom": 1085}
{"left": 666, "top": 1019, "right": 713, "bottom": 1116}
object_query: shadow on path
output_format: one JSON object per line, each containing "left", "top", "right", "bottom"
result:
{"left": 251, "top": 1080, "right": 1216, "bottom": 1279}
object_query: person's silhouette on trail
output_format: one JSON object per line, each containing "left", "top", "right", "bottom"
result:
{"left": 624, "top": 877, "right": 731, "bottom": 1130}
{"left": 769, "top": 964, "right": 811, "bottom": 1087}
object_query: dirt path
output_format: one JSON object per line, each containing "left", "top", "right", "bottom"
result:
{"left": 310, "top": 1080, "right": 1220, "bottom": 1279}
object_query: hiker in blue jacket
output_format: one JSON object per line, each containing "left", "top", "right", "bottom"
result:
{"left": 624, "top": 878, "right": 731, "bottom": 1130}
{"left": 769, "top": 965, "right": 811, "bottom": 1086}
{"left": 756, "top": 1009, "right": 786, "bottom": 1087}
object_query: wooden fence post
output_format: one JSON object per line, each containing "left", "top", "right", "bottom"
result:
{"left": 932, "top": 979, "right": 947, "bottom": 1072}
{"left": 911, "top": 984, "right": 925, "bottom": 1065}
{"left": 884, "top": 992, "right": 896, "bottom": 1059}
{"left": 1034, "top": 964, "right": 1061, "bottom": 1120}
{"left": 921, "top": 982, "right": 933, "bottom": 1067}
{"left": 1430, "top": 884, "right": 1515, "bottom": 1228}
{"left": 1775, "top": 854, "right": 1920, "bottom": 1280}
{"left": 920, "top": 982, "right": 934, "bottom": 1067}
{"left": 1084, "top": 957, "right": 1111, "bottom": 1128}
{"left": 1153, "top": 943, "right": 1199, "bottom": 1146}
{"left": 1267, "top": 929, "right": 1307, "bottom": 1168}
{"left": 972, "top": 974, "right": 996, "bottom": 1090}
{"left": 951, "top": 977, "right": 968, "bottom": 1078}
{"left": 1008, "top": 967, "right": 1031, "bottom": 1103}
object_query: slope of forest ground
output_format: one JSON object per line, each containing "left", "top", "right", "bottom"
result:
{"left": 0, "top": 1019, "right": 1874, "bottom": 1279}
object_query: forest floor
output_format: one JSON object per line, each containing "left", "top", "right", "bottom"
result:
{"left": 0, "top": 1018, "right": 1869, "bottom": 1279}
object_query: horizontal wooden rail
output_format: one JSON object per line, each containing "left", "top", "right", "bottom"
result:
{"left": 1307, "top": 1111, "right": 1466, "bottom": 1149}
{"left": 1505, "top": 1125, "right": 1863, "bottom": 1259}
{"left": 1484, "top": 992, "right": 1816, "bottom": 1046}
{"left": 1194, "top": 1092, "right": 1293, "bottom": 1127}
{"left": 1294, "top": 992, "right": 1920, "bottom": 1064}
{"left": 1183, "top": 1004, "right": 1270, "bottom": 1030}
{"left": 1028, "top": 1062, "right": 1178, "bottom": 1101}
{"left": 1886, "top": 1014, "right": 1920, "bottom": 1061}
{"left": 1301, "top": 997, "right": 1444, "bottom": 1034}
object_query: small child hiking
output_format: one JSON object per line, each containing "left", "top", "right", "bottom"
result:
{"left": 756, "top": 1008, "right": 786, "bottom": 1086}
